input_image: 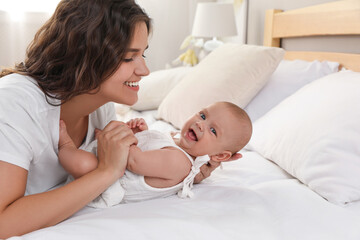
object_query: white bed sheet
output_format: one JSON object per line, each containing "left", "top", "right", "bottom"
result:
{"left": 11, "top": 109, "right": 360, "bottom": 240}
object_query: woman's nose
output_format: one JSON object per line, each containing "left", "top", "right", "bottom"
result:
{"left": 135, "top": 57, "right": 150, "bottom": 77}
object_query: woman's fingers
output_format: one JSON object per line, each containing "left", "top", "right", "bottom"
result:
{"left": 94, "top": 128, "right": 102, "bottom": 139}
{"left": 193, "top": 160, "right": 221, "bottom": 184}
{"left": 96, "top": 122, "right": 138, "bottom": 179}
{"left": 98, "top": 122, "right": 131, "bottom": 140}
{"left": 102, "top": 120, "right": 128, "bottom": 132}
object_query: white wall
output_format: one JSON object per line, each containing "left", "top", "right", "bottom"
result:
{"left": 137, "top": 0, "right": 219, "bottom": 71}
{"left": 136, "top": 0, "right": 194, "bottom": 71}
{"left": 0, "top": 11, "right": 51, "bottom": 70}
{"left": 0, "top": 0, "right": 247, "bottom": 72}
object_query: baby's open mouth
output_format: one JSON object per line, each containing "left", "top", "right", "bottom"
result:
{"left": 187, "top": 128, "right": 198, "bottom": 141}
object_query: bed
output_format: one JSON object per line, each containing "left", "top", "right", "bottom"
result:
{"left": 11, "top": 1, "right": 360, "bottom": 239}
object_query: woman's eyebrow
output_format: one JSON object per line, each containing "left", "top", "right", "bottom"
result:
{"left": 127, "top": 45, "right": 149, "bottom": 52}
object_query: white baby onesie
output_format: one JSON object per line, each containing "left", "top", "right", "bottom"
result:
{"left": 88, "top": 130, "right": 209, "bottom": 208}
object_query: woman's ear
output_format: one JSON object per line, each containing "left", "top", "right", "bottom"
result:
{"left": 210, "top": 151, "right": 232, "bottom": 162}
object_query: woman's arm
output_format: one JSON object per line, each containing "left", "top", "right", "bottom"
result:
{"left": 0, "top": 121, "right": 137, "bottom": 238}
{"left": 0, "top": 161, "right": 116, "bottom": 238}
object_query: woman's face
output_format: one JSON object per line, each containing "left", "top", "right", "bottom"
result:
{"left": 99, "top": 22, "right": 150, "bottom": 105}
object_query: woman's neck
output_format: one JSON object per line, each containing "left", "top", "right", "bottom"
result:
{"left": 60, "top": 93, "right": 107, "bottom": 147}
{"left": 60, "top": 92, "right": 106, "bottom": 123}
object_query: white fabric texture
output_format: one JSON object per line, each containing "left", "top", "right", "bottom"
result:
{"left": 15, "top": 149, "right": 360, "bottom": 240}
{"left": 87, "top": 130, "right": 209, "bottom": 208}
{"left": 0, "top": 73, "right": 117, "bottom": 196}
{"left": 12, "top": 108, "right": 360, "bottom": 240}
{"left": 247, "top": 70, "right": 360, "bottom": 205}
{"left": 157, "top": 44, "right": 285, "bottom": 129}
{"left": 244, "top": 59, "right": 340, "bottom": 121}
{"left": 131, "top": 66, "right": 194, "bottom": 111}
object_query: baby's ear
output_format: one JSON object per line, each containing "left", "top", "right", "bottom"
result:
{"left": 229, "top": 153, "right": 242, "bottom": 161}
{"left": 210, "top": 151, "right": 232, "bottom": 162}
{"left": 210, "top": 152, "right": 242, "bottom": 162}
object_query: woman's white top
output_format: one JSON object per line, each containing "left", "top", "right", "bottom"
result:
{"left": 88, "top": 130, "right": 209, "bottom": 208}
{"left": 0, "top": 73, "right": 116, "bottom": 195}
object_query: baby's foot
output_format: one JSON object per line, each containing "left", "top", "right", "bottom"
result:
{"left": 59, "top": 120, "right": 76, "bottom": 150}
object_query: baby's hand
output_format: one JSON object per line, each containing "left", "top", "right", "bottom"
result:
{"left": 126, "top": 118, "right": 148, "bottom": 134}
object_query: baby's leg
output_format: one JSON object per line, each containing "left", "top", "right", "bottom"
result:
{"left": 58, "top": 120, "right": 98, "bottom": 179}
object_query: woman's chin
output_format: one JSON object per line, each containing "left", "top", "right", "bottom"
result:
{"left": 115, "top": 96, "right": 138, "bottom": 106}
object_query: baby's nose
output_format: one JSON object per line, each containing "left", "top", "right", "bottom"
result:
{"left": 196, "top": 121, "right": 204, "bottom": 131}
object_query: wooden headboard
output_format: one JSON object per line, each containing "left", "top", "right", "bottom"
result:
{"left": 263, "top": 0, "right": 360, "bottom": 72}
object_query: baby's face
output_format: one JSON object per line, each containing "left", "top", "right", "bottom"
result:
{"left": 178, "top": 103, "right": 240, "bottom": 157}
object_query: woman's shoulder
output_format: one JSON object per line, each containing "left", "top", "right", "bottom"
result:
{"left": 1, "top": 73, "right": 37, "bottom": 88}
{"left": 1, "top": 74, "right": 43, "bottom": 101}
{"left": 0, "top": 74, "right": 60, "bottom": 128}
{"left": 0, "top": 73, "right": 59, "bottom": 110}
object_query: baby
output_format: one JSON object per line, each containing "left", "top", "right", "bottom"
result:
{"left": 58, "top": 101, "right": 252, "bottom": 207}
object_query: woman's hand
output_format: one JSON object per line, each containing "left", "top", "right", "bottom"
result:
{"left": 194, "top": 153, "right": 242, "bottom": 183}
{"left": 193, "top": 160, "right": 220, "bottom": 184}
{"left": 95, "top": 121, "right": 138, "bottom": 180}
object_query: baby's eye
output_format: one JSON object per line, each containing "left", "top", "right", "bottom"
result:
{"left": 210, "top": 127, "right": 217, "bottom": 136}
{"left": 200, "top": 112, "right": 206, "bottom": 120}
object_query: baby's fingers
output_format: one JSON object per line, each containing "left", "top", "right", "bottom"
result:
{"left": 126, "top": 119, "right": 135, "bottom": 128}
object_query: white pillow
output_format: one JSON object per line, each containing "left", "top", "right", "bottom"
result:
{"left": 131, "top": 67, "right": 193, "bottom": 111}
{"left": 247, "top": 70, "right": 360, "bottom": 205}
{"left": 157, "top": 44, "right": 285, "bottom": 129}
{"left": 245, "top": 60, "right": 339, "bottom": 121}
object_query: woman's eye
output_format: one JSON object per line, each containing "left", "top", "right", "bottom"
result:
{"left": 210, "top": 127, "right": 217, "bottom": 136}
{"left": 200, "top": 113, "right": 205, "bottom": 120}
{"left": 123, "top": 58, "right": 133, "bottom": 62}
{"left": 142, "top": 54, "right": 146, "bottom": 59}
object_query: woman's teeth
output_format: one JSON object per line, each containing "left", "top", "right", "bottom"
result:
{"left": 124, "top": 81, "right": 139, "bottom": 87}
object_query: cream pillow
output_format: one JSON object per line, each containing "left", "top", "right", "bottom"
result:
{"left": 157, "top": 44, "right": 285, "bottom": 129}
{"left": 244, "top": 60, "right": 340, "bottom": 122}
{"left": 247, "top": 70, "right": 360, "bottom": 205}
{"left": 131, "top": 67, "right": 193, "bottom": 111}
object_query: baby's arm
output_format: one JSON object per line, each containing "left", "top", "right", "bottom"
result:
{"left": 126, "top": 118, "right": 148, "bottom": 134}
{"left": 58, "top": 120, "right": 98, "bottom": 179}
{"left": 126, "top": 146, "right": 192, "bottom": 186}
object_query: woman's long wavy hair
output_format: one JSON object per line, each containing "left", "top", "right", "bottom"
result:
{"left": 0, "top": 0, "right": 151, "bottom": 105}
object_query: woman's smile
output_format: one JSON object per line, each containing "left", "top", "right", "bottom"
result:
{"left": 124, "top": 81, "right": 140, "bottom": 91}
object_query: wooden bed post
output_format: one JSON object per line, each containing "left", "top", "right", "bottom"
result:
{"left": 263, "top": 9, "right": 282, "bottom": 47}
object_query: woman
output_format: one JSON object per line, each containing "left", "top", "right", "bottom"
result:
{"left": 0, "top": 0, "right": 219, "bottom": 237}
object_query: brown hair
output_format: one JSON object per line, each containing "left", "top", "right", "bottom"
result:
{"left": 0, "top": 0, "right": 151, "bottom": 105}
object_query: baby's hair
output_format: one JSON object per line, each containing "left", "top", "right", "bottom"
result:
{"left": 216, "top": 101, "right": 252, "bottom": 155}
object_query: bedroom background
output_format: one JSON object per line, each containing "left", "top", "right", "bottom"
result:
{"left": 1, "top": 0, "right": 357, "bottom": 73}
{"left": 1, "top": 1, "right": 360, "bottom": 239}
